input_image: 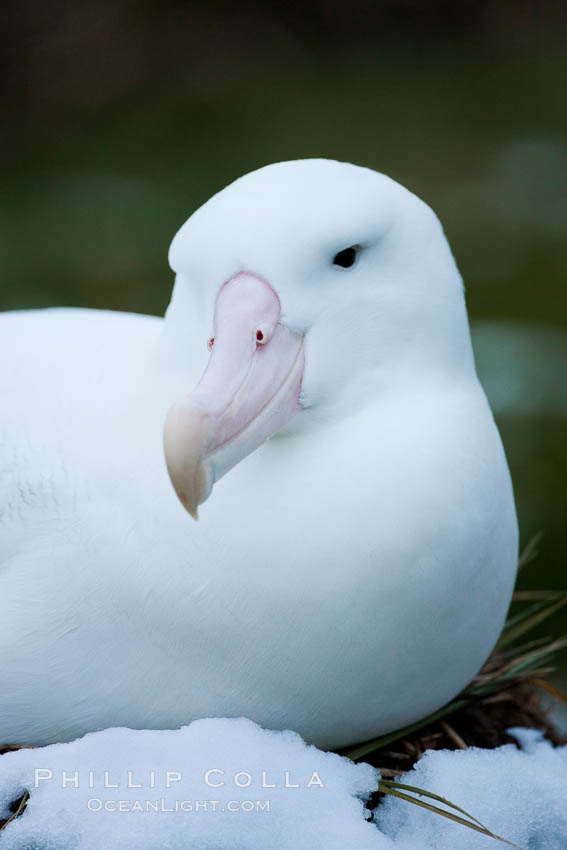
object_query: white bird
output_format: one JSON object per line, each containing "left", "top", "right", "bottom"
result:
{"left": 0, "top": 160, "right": 518, "bottom": 749}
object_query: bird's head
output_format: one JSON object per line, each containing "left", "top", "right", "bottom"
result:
{"left": 164, "top": 159, "right": 473, "bottom": 517}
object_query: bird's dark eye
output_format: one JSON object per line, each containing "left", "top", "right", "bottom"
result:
{"left": 332, "top": 246, "right": 358, "bottom": 269}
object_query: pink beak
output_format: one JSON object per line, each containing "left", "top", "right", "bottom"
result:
{"left": 163, "top": 273, "right": 305, "bottom": 517}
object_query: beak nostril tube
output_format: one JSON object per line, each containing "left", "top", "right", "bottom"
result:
{"left": 255, "top": 322, "right": 276, "bottom": 346}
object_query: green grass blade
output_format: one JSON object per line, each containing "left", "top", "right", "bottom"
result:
{"left": 377, "top": 784, "right": 523, "bottom": 848}
{"left": 343, "top": 700, "right": 470, "bottom": 761}
{"left": 498, "top": 636, "right": 551, "bottom": 659}
{"left": 501, "top": 638, "right": 567, "bottom": 676}
{"left": 501, "top": 600, "right": 552, "bottom": 634}
{"left": 517, "top": 533, "right": 543, "bottom": 571}
{"left": 498, "top": 595, "right": 567, "bottom": 648}
{"left": 512, "top": 590, "right": 564, "bottom": 602}
{"left": 379, "top": 779, "right": 487, "bottom": 827}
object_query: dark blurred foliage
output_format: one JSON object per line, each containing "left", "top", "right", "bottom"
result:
{"left": 0, "top": 1, "right": 566, "bottom": 661}
{"left": 3, "top": 1, "right": 566, "bottom": 172}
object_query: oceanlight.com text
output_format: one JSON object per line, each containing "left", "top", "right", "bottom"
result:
{"left": 86, "top": 798, "right": 271, "bottom": 813}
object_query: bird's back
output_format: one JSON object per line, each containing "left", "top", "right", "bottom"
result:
{"left": 0, "top": 308, "right": 163, "bottom": 534}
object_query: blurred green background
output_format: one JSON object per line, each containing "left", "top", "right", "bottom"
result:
{"left": 2, "top": 2, "right": 566, "bottom": 665}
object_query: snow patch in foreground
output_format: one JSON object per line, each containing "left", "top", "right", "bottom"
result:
{"left": 1, "top": 721, "right": 567, "bottom": 848}
{"left": 378, "top": 727, "right": 567, "bottom": 850}
{"left": 0, "top": 718, "right": 382, "bottom": 850}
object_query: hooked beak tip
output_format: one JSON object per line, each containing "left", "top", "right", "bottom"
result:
{"left": 163, "top": 402, "right": 212, "bottom": 520}
{"left": 171, "top": 481, "right": 200, "bottom": 520}
{"left": 184, "top": 500, "right": 200, "bottom": 521}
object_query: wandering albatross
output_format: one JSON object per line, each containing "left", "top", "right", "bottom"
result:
{"left": 0, "top": 159, "right": 518, "bottom": 748}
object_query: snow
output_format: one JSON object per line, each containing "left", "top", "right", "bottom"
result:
{"left": 1, "top": 720, "right": 567, "bottom": 849}
{"left": 378, "top": 728, "right": 567, "bottom": 850}
{"left": 0, "top": 718, "right": 384, "bottom": 850}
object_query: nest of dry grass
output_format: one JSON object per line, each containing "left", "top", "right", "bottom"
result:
{"left": 354, "top": 659, "right": 566, "bottom": 780}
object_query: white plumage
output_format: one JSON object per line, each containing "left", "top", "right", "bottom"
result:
{"left": 0, "top": 159, "right": 517, "bottom": 748}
